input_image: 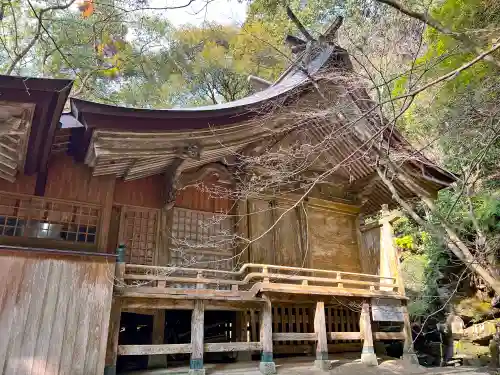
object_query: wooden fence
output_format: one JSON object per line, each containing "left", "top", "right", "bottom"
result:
{"left": 0, "top": 246, "right": 115, "bottom": 375}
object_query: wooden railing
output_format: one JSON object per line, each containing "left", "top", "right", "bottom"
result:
{"left": 0, "top": 191, "right": 101, "bottom": 247}
{"left": 120, "top": 263, "right": 401, "bottom": 298}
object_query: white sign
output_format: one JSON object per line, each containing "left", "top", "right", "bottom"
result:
{"left": 371, "top": 298, "right": 404, "bottom": 322}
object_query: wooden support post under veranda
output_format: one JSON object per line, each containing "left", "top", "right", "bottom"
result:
{"left": 148, "top": 310, "right": 167, "bottom": 369}
{"left": 401, "top": 300, "right": 419, "bottom": 364}
{"left": 259, "top": 294, "right": 276, "bottom": 375}
{"left": 360, "top": 300, "right": 378, "bottom": 366}
{"left": 189, "top": 300, "right": 205, "bottom": 375}
{"left": 314, "top": 301, "right": 330, "bottom": 370}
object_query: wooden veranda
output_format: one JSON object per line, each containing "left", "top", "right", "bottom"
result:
{"left": 106, "top": 245, "right": 414, "bottom": 375}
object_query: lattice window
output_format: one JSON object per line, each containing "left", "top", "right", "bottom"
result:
{"left": 0, "top": 192, "right": 100, "bottom": 244}
{"left": 120, "top": 206, "right": 159, "bottom": 265}
{"left": 170, "top": 207, "right": 233, "bottom": 271}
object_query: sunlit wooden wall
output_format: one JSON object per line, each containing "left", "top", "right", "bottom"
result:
{"left": 0, "top": 248, "right": 115, "bottom": 375}
{"left": 237, "top": 196, "right": 363, "bottom": 271}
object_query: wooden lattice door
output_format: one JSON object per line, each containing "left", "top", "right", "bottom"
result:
{"left": 118, "top": 205, "right": 160, "bottom": 265}
{"left": 170, "top": 207, "right": 234, "bottom": 287}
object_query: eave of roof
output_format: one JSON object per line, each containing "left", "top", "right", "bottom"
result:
{"left": 70, "top": 45, "right": 336, "bottom": 131}
{"left": 0, "top": 75, "right": 73, "bottom": 177}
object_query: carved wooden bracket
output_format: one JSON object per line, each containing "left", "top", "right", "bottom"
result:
{"left": 179, "top": 163, "right": 234, "bottom": 189}
{"left": 163, "top": 143, "right": 203, "bottom": 209}
{"left": 163, "top": 158, "right": 186, "bottom": 210}
{"left": 163, "top": 156, "right": 234, "bottom": 210}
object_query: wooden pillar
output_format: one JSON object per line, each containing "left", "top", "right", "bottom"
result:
{"left": 401, "top": 300, "right": 419, "bottom": 364}
{"left": 259, "top": 294, "right": 276, "bottom": 375}
{"left": 235, "top": 311, "right": 252, "bottom": 361}
{"left": 359, "top": 300, "right": 378, "bottom": 366}
{"left": 156, "top": 207, "right": 173, "bottom": 266}
{"left": 379, "top": 205, "right": 405, "bottom": 293}
{"left": 190, "top": 300, "right": 205, "bottom": 375}
{"left": 148, "top": 310, "right": 167, "bottom": 368}
{"left": 379, "top": 206, "right": 418, "bottom": 364}
{"left": 314, "top": 301, "right": 330, "bottom": 370}
{"left": 98, "top": 177, "right": 116, "bottom": 252}
{"left": 104, "top": 244, "right": 126, "bottom": 375}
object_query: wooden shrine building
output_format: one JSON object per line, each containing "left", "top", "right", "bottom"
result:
{"left": 0, "top": 28, "right": 455, "bottom": 375}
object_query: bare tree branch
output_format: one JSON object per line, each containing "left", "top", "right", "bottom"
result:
{"left": 4, "top": 0, "right": 77, "bottom": 75}
{"left": 374, "top": 0, "right": 500, "bottom": 69}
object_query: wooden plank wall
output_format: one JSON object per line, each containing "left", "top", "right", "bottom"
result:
{"left": 0, "top": 174, "right": 36, "bottom": 195}
{"left": 247, "top": 199, "right": 274, "bottom": 264}
{"left": 307, "top": 206, "right": 361, "bottom": 272}
{"left": 114, "top": 175, "right": 164, "bottom": 209}
{"left": 242, "top": 197, "right": 363, "bottom": 270}
{"left": 44, "top": 155, "right": 115, "bottom": 205}
{"left": 274, "top": 202, "right": 304, "bottom": 267}
{"left": 0, "top": 249, "right": 115, "bottom": 375}
{"left": 175, "top": 185, "right": 233, "bottom": 213}
{"left": 43, "top": 155, "right": 117, "bottom": 251}
{"left": 358, "top": 224, "right": 381, "bottom": 275}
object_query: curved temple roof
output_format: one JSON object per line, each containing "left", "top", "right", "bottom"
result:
{"left": 70, "top": 44, "right": 337, "bottom": 131}
{"left": 1, "top": 38, "right": 455, "bottom": 213}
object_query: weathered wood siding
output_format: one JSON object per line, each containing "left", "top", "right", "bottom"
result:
{"left": 307, "top": 205, "right": 361, "bottom": 272}
{"left": 358, "top": 224, "right": 381, "bottom": 275}
{"left": 0, "top": 248, "right": 115, "bottom": 375}
{"left": 114, "top": 175, "right": 164, "bottom": 209}
{"left": 45, "top": 155, "right": 115, "bottom": 205}
{"left": 242, "top": 197, "right": 362, "bottom": 271}
{"left": 176, "top": 185, "right": 232, "bottom": 213}
{"left": 274, "top": 202, "right": 304, "bottom": 267}
{"left": 0, "top": 174, "right": 36, "bottom": 195}
{"left": 248, "top": 199, "right": 274, "bottom": 264}
{"left": 247, "top": 198, "right": 305, "bottom": 266}
{"left": 43, "top": 155, "right": 117, "bottom": 252}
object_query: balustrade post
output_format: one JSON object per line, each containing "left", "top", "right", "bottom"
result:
{"left": 336, "top": 272, "right": 343, "bottom": 288}
{"left": 196, "top": 271, "right": 205, "bottom": 289}
{"left": 259, "top": 294, "right": 276, "bottom": 374}
{"left": 104, "top": 244, "right": 126, "bottom": 375}
{"left": 314, "top": 301, "right": 330, "bottom": 370}
{"left": 262, "top": 266, "right": 270, "bottom": 283}
{"left": 116, "top": 243, "right": 126, "bottom": 282}
{"left": 189, "top": 300, "right": 205, "bottom": 375}
{"left": 359, "top": 300, "right": 378, "bottom": 366}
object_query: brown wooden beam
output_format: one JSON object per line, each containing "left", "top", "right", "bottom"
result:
{"left": 204, "top": 342, "right": 262, "bottom": 352}
{"left": 328, "top": 332, "right": 361, "bottom": 340}
{"left": 374, "top": 332, "right": 405, "bottom": 340}
{"left": 119, "top": 344, "right": 191, "bottom": 356}
{"left": 272, "top": 332, "right": 317, "bottom": 341}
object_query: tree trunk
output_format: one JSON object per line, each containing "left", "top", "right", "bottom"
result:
{"left": 376, "top": 166, "right": 500, "bottom": 296}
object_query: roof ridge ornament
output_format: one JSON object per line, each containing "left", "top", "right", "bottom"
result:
{"left": 320, "top": 16, "right": 343, "bottom": 44}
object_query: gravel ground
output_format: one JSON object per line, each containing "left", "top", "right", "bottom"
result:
{"left": 210, "top": 358, "right": 494, "bottom": 375}
{"left": 126, "top": 355, "right": 496, "bottom": 375}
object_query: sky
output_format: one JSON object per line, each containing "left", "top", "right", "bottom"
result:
{"left": 152, "top": 0, "right": 249, "bottom": 27}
